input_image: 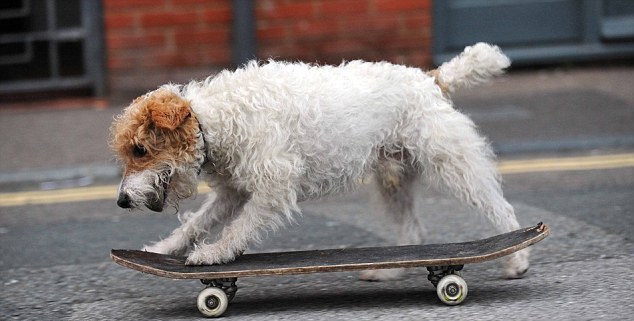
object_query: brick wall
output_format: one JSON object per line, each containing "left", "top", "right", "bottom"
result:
{"left": 104, "top": 0, "right": 431, "bottom": 76}
{"left": 256, "top": 0, "right": 431, "bottom": 66}
{"left": 104, "top": 0, "right": 233, "bottom": 71}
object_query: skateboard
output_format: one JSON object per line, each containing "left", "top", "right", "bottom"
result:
{"left": 111, "top": 222, "right": 549, "bottom": 317}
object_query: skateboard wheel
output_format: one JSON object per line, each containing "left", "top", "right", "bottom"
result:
{"left": 436, "top": 274, "right": 468, "bottom": 305}
{"left": 197, "top": 287, "right": 229, "bottom": 317}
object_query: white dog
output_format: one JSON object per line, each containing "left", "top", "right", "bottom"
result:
{"left": 111, "top": 43, "right": 529, "bottom": 280}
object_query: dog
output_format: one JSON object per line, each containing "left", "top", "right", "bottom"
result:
{"left": 111, "top": 43, "right": 529, "bottom": 280}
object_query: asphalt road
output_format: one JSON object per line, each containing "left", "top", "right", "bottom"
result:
{"left": 0, "top": 152, "right": 633, "bottom": 320}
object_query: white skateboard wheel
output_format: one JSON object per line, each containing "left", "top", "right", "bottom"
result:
{"left": 436, "top": 274, "right": 468, "bottom": 305}
{"left": 197, "top": 287, "right": 229, "bottom": 317}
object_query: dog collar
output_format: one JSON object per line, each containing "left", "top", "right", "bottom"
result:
{"left": 175, "top": 85, "right": 208, "bottom": 175}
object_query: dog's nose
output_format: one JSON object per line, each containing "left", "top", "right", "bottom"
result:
{"left": 117, "top": 192, "right": 132, "bottom": 208}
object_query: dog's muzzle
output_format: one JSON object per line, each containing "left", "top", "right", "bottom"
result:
{"left": 116, "top": 186, "right": 166, "bottom": 212}
{"left": 116, "top": 192, "right": 133, "bottom": 209}
{"left": 116, "top": 171, "right": 169, "bottom": 212}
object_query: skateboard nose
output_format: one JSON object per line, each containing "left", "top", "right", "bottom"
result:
{"left": 117, "top": 192, "right": 132, "bottom": 208}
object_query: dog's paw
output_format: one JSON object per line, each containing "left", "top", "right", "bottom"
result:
{"left": 359, "top": 268, "right": 405, "bottom": 282}
{"left": 142, "top": 241, "right": 188, "bottom": 256}
{"left": 142, "top": 243, "right": 171, "bottom": 255}
{"left": 185, "top": 245, "right": 238, "bottom": 266}
{"left": 502, "top": 248, "right": 530, "bottom": 279}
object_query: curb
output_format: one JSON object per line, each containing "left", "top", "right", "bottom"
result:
{"left": 494, "top": 135, "right": 634, "bottom": 155}
{"left": 0, "top": 164, "right": 120, "bottom": 186}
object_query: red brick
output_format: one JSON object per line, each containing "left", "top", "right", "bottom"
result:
{"left": 103, "top": 0, "right": 434, "bottom": 79}
{"left": 141, "top": 12, "right": 199, "bottom": 28}
{"left": 202, "top": 8, "right": 232, "bottom": 24}
{"left": 375, "top": 0, "right": 427, "bottom": 12}
{"left": 103, "top": 0, "right": 165, "bottom": 9}
{"left": 259, "top": 43, "right": 314, "bottom": 61}
{"left": 170, "top": 0, "right": 228, "bottom": 6}
{"left": 385, "top": 36, "right": 427, "bottom": 51}
{"left": 292, "top": 20, "right": 340, "bottom": 39}
{"left": 107, "top": 33, "right": 166, "bottom": 50}
{"left": 104, "top": 0, "right": 166, "bottom": 16}
{"left": 174, "top": 30, "right": 230, "bottom": 46}
{"left": 257, "top": 2, "right": 315, "bottom": 20}
{"left": 105, "top": 13, "right": 136, "bottom": 30}
{"left": 404, "top": 14, "right": 431, "bottom": 30}
{"left": 257, "top": 25, "right": 287, "bottom": 41}
{"left": 319, "top": 1, "right": 369, "bottom": 16}
{"left": 342, "top": 16, "right": 400, "bottom": 35}
{"left": 148, "top": 52, "right": 201, "bottom": 68}
{"left": 108, "top": 56, "right": 136, "bottom": 70}
{"left": 202, "top": 48, "right": 232, "bottom": 65}
{"left": 319, "top": 39, "right": 368, "bottom": 56}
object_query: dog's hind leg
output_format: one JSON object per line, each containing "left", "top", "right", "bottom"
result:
{"left": 360, "top": 158, "right": 426, "bottom": 281}
{"left": 409, "top": 109, "right": 529, "bottom": 278}
{"left": 143, "top": 186, "right": 248, "bottom": 256}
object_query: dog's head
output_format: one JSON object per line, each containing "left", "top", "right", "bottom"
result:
{"left": 110, "top": 87, "right": 205, "bottom": 212}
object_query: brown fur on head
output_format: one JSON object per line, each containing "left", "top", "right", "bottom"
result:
{"left": 110, "top": 87, "right": 203, "bottom": 211}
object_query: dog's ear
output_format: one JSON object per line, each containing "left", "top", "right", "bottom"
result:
{"left": 146, "top": 89, "right": 192, "bottom": 130}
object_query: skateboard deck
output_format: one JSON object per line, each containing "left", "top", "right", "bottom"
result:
{"left": 111, "top": 222, "right": 548, "bottom": 317}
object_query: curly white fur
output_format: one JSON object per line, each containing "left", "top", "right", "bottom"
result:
{"left": 125, "top": 43, "right": 528, "bottom": 279}
{"left": 436, "top": 42, "right": 510, "bottom": 93}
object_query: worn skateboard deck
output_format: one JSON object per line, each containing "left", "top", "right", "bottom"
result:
{"left": 111, "top": 222, "right": 549, "bottom": 280}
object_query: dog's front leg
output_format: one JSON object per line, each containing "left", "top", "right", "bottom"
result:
{"left": 185, "top": 197, "right": 288, "bottom": 265}
{"left": 143, "top": 187, "right": 248, "bottom": 256}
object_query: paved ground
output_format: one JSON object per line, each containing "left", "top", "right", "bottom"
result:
{"left": 1, "top": 175, "right": 632, "bottom": 320}
{"left": 0, "top": 64, "right": 633, "bottom": 320}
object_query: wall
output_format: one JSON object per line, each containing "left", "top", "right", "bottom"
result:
{"left": 104, "top": 0, "right": 233, "bottom": 71}
{"left": 256, "top": 0, "right": 431, "bottom": 66}
{"left": 104, "top": 0, "right": 432, "bottom": 79}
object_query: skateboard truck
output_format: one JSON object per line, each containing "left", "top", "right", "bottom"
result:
{"left": 200, "top": 278, "right": 238, "bottom": 302}
{"left": 427, "top": 265, "right": 464, "bottom": 287}
{"left": 427, "top": 265, "right": 467, "bottom": 305}
{"left": 198, "top": 278, "right": 238, "bottom": 317}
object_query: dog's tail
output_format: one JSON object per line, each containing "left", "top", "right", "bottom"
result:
{"left": 429, "top": 43, "right": 510, "bottom": 94}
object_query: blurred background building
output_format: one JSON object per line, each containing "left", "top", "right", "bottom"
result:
{"left": 1, "top": 0, "right": 633, "bottom": 99}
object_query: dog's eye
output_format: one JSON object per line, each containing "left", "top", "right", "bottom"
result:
{"left": 132, "top": 144, "right": 147, "bottom": 157}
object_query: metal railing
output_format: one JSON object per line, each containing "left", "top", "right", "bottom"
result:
{"left": 0, "top": 0, "right": 105, "bottom": 97}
